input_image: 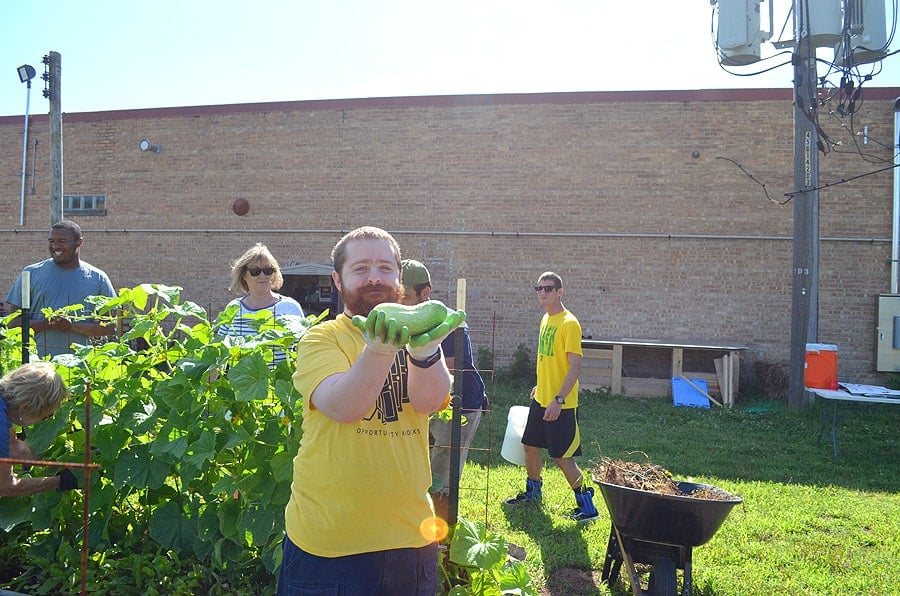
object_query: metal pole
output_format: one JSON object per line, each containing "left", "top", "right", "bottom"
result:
{"left": 21, "top": 270, "right": 31, "bottom": 364}
{"left": 892, "top": 98, "right": 900, "bottom": 295}
{"left": 788, "top": 1, "right": 820, "bottom": 409}
{"left": 19, "top": 79, "right": 32, "bottom": 226}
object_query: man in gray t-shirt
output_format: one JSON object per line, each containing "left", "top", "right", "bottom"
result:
{"left": 6, "top": 220, "right": 116, "bottom": 358}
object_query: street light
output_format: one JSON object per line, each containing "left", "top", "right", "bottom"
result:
{"left": 17, "top": 64, "right": 36, "bottom": 84}
{"left": 18, "top": 64, "right": 36, "bottom": 226}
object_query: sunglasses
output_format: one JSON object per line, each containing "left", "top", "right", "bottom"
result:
{"left": 247, "top": 267, "right": 276, "bottom": 277}
{"left": 534, "top": 284, "right": 558, "bottom": 293}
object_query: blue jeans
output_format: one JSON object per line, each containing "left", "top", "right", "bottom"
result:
{"left": 276, "top": 535, "right": 438, "bottom": 595}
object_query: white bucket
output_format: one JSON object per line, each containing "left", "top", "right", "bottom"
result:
{"left": 501, "top": 406, "right": 529, "bottom": 466}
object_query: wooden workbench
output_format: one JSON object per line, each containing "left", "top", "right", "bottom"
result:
{"left": 580, "top": 338, "right": 746, "bottom": 405}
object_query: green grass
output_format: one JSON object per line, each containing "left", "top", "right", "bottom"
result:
{"left": 453, "top": 383, "right": 900, "bottom": 595}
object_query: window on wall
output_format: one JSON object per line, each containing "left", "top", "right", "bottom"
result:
{"left": 63, "top": 194, "right": 107, "bottom": 216}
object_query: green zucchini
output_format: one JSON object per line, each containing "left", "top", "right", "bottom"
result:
{"left": 370, "top": 300, "right": 449, "bottom": 336}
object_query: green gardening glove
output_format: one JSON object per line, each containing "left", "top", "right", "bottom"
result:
{"left": 352, "top": 309, "right": 410, "bottom": 356}
{"left": 406, "top": 309, "right": 466, "bottom": 360}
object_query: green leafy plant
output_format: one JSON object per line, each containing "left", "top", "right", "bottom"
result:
{"left": 441, "top": 517, "right": 536, "bottom": 596}
{"left": 495, "top": 344, "right": 535, "bottom": 389}
{"left": 0, "top": 284, "right": 319, "bottom": 594}
{"left": 475, "top": 346, "right": 493, "bottom": 375}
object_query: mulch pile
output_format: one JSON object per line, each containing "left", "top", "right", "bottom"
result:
{"left": 592, "top": 457, "right": 730, "bottom": 501}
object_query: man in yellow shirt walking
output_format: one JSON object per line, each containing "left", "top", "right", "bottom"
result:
{"left": 504, "top": 271, "right": 599, "bottom": 523}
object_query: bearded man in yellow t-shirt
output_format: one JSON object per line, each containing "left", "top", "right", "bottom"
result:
{"left": 278, "top": 226, "right": 464, "bottom": 595}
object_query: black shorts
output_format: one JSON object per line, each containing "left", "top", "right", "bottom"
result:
{"left": 520, "top": 399, "right": 583, "bottom": 459}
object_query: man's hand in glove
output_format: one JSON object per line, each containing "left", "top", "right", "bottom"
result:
{"left": 352, "top": 309, "right": 410, "bottom": 356}
{"left": 407, "top": 309, "right": 466, "bottom": 362}
{"left": 56, "top": 469, "right": 79, "bottom": 492}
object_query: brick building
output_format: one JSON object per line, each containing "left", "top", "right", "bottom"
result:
{"left": 1, "top": 88, "right": 897, "bottom": 393}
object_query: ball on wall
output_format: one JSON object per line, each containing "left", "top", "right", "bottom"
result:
{"left": 232, "top": 198, "right": 250, "bottom": 216}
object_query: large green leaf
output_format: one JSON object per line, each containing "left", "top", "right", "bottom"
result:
{"left": 227, "top": 353, "right": 271, "bottom": 401}
{"left": 183, "top": 430, "right": 217, "bottom": 470}
{"left": 119, "top": 398, "right": 159, "bottom": 435}
{"left": 150, "top": 500, "right": 197, "bottom": 553}
{"left": 217, "top": 424, "right": 252, "bottom": 451}
{"left": 243, "top": 505, "right": 277, "bottom": 548}
{"left": 25, "top": 405, "right": 71, "bottom": 453}
{"left": 217, "top": 498, "right": 243, "bottom": 541}
{"left": 497, "top": 560, "right": 538, "bottom": 595}
{"left": 113, "top": 444, "right": 169, "bottom": 489}
{"left": 0, "top": 497, "right": 33, "bottom": 531}
{"left": 150, "top": 428, "right": 189, "bottom": 459}
{"left": 270, "top": 450, "right": 295, "bottom": 483}
{"left": 449, "top": 517, "right": 509, "bottom": 571}
{"left": 90, "top": 421, "right": 132, "bottom": 460}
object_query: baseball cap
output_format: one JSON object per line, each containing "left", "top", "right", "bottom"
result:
{"left": 401, "top": 259, "right": 431, "bottom": 293}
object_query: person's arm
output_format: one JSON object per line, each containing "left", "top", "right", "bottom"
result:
{"left": 0, "top": 462, "right": 64, "bottom": 497}
{"left": 310, "top": 348, "right": 399, "bottom": 422}
{"left": 34, "top": 316, "right": 113, "bottom": 338}
{"left": 314, "top": 342, "right": 453, "bottom": 420}
{"left": 8, "top": 434, "right": 34, "bottom": 460}
{"left": 557, "top": 352, "right": 582, "bottom": 400}
{"left": 7, "top": 308, "right": 113, "bottom": 338}
{"left": 67, "top": 318, "right": 115, "bottom": 338}
{"left": 405, "top": 350, "right": 453, "bottom": 413}
{"left": 0, "top": 434, "right": 67, "bottom": 497}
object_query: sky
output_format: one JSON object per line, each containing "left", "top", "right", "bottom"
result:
{"left": 2, "top": 1, "right": 900, "bottom": 118}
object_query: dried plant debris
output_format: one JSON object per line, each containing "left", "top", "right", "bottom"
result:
{"left": 593, "top": 457, "right": 733, "bottom": 501}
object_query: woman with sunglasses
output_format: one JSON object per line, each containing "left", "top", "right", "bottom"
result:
{"left": 219, "top": 243, "right": 304, "bottom": 367}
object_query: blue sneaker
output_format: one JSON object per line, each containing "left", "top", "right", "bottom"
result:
{"left": 566, "top": 486, "right": 600, "bottom": 522}
{"left": 505, "top": 477, "right": 542, "bottom": 506}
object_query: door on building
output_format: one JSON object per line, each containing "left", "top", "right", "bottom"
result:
{"left": 280, "top": 262, "right": 341, "bottom": 319}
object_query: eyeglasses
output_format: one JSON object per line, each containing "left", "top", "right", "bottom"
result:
{"left": 534, "top": 285, "right": 558, "bottom": 293}
{"left": 247, "top": 267, "right": 276, "bottom": 277}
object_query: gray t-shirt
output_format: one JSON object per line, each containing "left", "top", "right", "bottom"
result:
{"left": 6, "top": 258, "right": 116, "bottom": 357}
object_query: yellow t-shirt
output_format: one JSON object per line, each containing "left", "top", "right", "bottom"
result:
{"left": 286, "top": 314, "right": 434, "bottom": 557}
{"left": 535, "top": 309, "right": 583, "bottom": 408}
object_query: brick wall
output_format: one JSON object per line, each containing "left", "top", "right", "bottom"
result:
{"left": 1, "top": 89, "right": 896, "bottom": 388}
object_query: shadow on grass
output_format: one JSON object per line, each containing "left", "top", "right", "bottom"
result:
{"left": 500, "top": 500, "right": 601, "bottom": 595}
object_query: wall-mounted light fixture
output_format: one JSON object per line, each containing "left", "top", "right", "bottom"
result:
{"left": 139, "top": 139, "right": 161, "bottom": 153}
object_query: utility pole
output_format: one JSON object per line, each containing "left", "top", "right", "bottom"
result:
{"left": 787, "top": 3, "right": 820, "bottom": 409}
{"left": 45, "top": 51, "right": 63, "bottom": 225}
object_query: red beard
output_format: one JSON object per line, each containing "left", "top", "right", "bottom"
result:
{"left": 340, "top": 283, "right": 404, "bottom": 317}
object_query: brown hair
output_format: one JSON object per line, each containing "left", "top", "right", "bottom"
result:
{"left": 331, "top": 226, "right": 401, "bottom": 275}
{"left": 537, "top": 271, "right": 563, "bottom": 289}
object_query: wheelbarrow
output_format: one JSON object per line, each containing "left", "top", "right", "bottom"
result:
{"left": 595, "top": 477, "right": 742, "bottom": 596}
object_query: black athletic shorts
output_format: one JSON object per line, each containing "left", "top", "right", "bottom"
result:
{"left": 520, "top": 399, "right": 582, "bottom": 459}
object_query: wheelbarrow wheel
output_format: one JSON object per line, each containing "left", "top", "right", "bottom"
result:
{"left": 649, "top": 558, "right": 677, "bottom": 596}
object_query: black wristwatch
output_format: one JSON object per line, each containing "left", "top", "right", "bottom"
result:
{"left": 407, "top": 347, "right": 442, "bottom": 369}
{"left": 554, "top": 396, "right": 566, "bottom": 405}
